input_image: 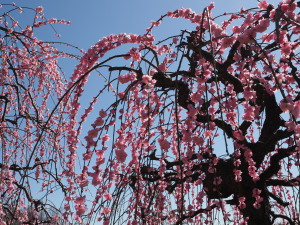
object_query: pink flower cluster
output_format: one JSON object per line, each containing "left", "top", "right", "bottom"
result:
{"left": 252, "top": 188, "right": 263, "bottom": 209}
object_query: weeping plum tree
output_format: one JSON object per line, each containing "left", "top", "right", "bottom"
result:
{"left": 1, "top": 0, "right": 300, "bottom": 224}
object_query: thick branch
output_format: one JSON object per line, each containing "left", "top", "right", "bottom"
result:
{"left": 260, "top": 146, "right": 296, "bottom": 181}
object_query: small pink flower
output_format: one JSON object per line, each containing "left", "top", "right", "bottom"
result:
{"left": 103, "top": 207, "right": 111, "bottom": 215}
{"left": 102, "top": 134, "right": 110, "bottom": 142}
{"left": 116, "top": 149, "right": 127, "bottom": 163}
{"left": 83, "top": 150, "right": 92, "bottom": 161}
{"left": 75, "top": 196, "right": 86, "bottom": 204}
{"left": 158, "top": 62, "right": 168, "bottom": 72}
{"left": 234, "top": 169, "right": 242, "bottom": 182}
{"left": 253, "top": 202, "right": 261, "bottom": 209}
{"left": 104, "top": 193, "right": 113, "bottom": 200}
{"left": 243, "top": 86, "right": 256, "bottom": 101}
{"left": 173, "top": 37, "right": 178, "bottom": 44}
{"left": 142, "top": 74, "right": 152, "bottom": 84}
{"left": 242, "top": 102, "right": 255, "bottom": 121}
{"left": 26, "top": 25, "right": 32, "bottom": 31}
{"left": 233, "top": 130, "right": 245, "bottom": 141}
{"left": 118, "top": 92, "right": 125, "bottom": 99}
{"left": 279, "top": 99, "right": 294, "bottom": 113}
{"left": 203, "top": 130, "right": 213, "bottom": 138}
{"left": 128, "top": 47, "right": 141, "bottom": 62}
{"left": 64, "top": 203, "right": 70, "bottom": 211}
{"left": 150, "top": 20, "right": 161, "bottom": 27}
{"left": 281, "top": 43, "right": 292, "bottom": 56}
{"left": 87, "top": 128, "right": 99, "bottom": 138}
{"left": 258, "top": 0, "right": 269, "bottom": 9}
{"left": 213, "top": 177, "right": 222, "bottom": 185}
{"left": 36, "top": 6, "right": 44, "bottom": 13}
{"left": 158, "top": 137, "right": 170, "bottom": 151}
{"left": 292, "top": 101, "right": 300, "bottom": 118}
{"left": 99, "top": 109, "right": 107, "bottom": 118}
{"left": 233, "top": 159, "right": 241, "bottom": 167}
{"left": 238, "top": 197, "right": 246, "bottom": 209}
{"left": 94, "top": 117, "right": 104, "bottom": 126}
{"left": 75, "top": 204, "right": 86, "bottom": 216}
{"left": 91, "top": 169, "right": 102, "bottom": 186}
{"left": 118, "top": 73, "right": 136, "bottom": 84}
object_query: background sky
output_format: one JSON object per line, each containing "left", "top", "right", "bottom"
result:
{"left": 11, "top": 0, "right": 281, "bottom": 52}
{"left": 6, "top": 0, "right": 284, "bottom": 142}
{"left": 4, "top": 0, "right": 282, "bottom": 85}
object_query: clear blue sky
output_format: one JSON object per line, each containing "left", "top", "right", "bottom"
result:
{"left": 12, "top": 0, "right": 281, "bottom": 51}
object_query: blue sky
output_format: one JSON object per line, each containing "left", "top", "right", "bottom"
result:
{"left": 12, "top": 0, "right": 281, "bottom": 51}
{"left": 6, "top": 0, "right": 283, "bottom": 139}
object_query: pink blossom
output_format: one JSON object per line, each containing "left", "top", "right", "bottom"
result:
{"left": 233, "top": 130, "right": 245, "bottom": 141}
{"left": 234, "top": 159, "right": 241, "bottom": 167}
{"left": 253, "top": 202, "right": 261, "bottom": 209}
{"left": 238, "top": 197, "right": 246, "bottom": 209}
{"left": 158, "top": 137, "right": 170, "bottom": 151}
{"left": 83, "top": 150, "right": 92, "bottom": 161}
{"left": 94, "top": 117, "right": 104, "bottom": 126}
{"left": 248, "top": 166, "right": 259, "bottom": 181}
{"left": 142, "top": 74, "right": 153, "bottom": 84}
{"left": 221, "top": 36, "right": 236, "bottom": 48}
{"left": 102, "top": 134, "right": 110, "bottom": 142}
{"left": 87, "top": 128, "right": 99, "bottom": 138}
{"left": 292, "top": 101, "right": 300, "bottom": 118}
{"left": 91, "top": 169, "right": 102, "bottom": 186}
{"left": 115, "top": 149, "right": 127, "bottom": 163}
{"left": 203, "top": 130, "right": 213, "bottom": 138}
{"left": 213, "top": 176, "right": 222, "bottom": 185}
{"left": 151, "top": 20, "right": 161, "bottom": 27}
{"left": 128, "top": 47, "right": 141, "bottom": 61}
{"left": 36, "top": 6, "right": 43, "bottom": 13}
{"left": 279, "top": 99, "right": 294, "bottom": 113}
{"left": 118, "top": 73, "right": 136, "bottom": 84}
{"left": 281, "top": 3, "right": 291, "bottom": 12}
{"left": 118, "top": 91, "right": 125, "bottom": 99}
{"left": 252, "top": 188, "right": 263, "bottom": 209}
{"left": 75, "top": 204, "right": 86, "bottom": 216}
{"left": 173, "top": 37, "right": 178, "bottom": 44}
{"left": 65, "top": 196, "right": 72, "bottom": 201}
{"left": 75, "top": 196, "right": 86, "bottom": 204}
{"left": 242, "top": 102, "right": 255, "bottom": 121}
{"left": 244, "top": 149, "right": 252, "bottom": 158}
{"left": 255, "top": 19, "right": 270, "bottom": 33}
{"left": 234, "top": 169, "right": 242, "bottom": 182}
{"left": 281, "top": 43, "right": 292, "bottom": 56}
{"left": 64, "top": 203, "right": 70, "bottom": 211}
{"left": 103, "top": 207, "right": 111, "bottom": 215}
{"left": 243, "top": 86, "right": 256, "bottom": 101}
{"left": 104, "top": 193, "right": 113, "bottom": 200}
{"left": 158, "top": 62, "right": 168, "bottom": 72}
{"left": 99, "top": 109, "right": 107, "bottom": 118}
{"left": 258, "top": 0, "right": 269, "bottom": 9}
{"left": 26, "top": 25, "right": 32, "bottom": 31}
{"left": 232, "top": 26, "right": 242, "bottom": 34}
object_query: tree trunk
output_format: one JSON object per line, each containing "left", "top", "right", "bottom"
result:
{"left": 241, "top": 188, "right": 272, "bottom": 225}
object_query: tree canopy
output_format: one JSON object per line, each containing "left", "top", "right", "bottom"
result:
{"left": 1, "top": 1, "right": 300, "bottom": 224}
